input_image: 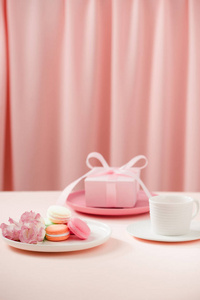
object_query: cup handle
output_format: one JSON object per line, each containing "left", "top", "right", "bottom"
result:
{"left": 192, "top": 200, "right": 200, "bottom": 219}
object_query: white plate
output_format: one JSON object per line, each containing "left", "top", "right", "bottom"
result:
{"left": 127, "top": 219, "right": 200, "bottom": 242}
{"left": 2, "top": 220, "right": 111, "bottom": 252}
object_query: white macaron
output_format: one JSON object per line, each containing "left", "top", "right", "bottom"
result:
{"left": 47, "top": 205, "right": 71, "bottom": 224}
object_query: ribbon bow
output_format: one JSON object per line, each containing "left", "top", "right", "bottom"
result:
{"left": 57, "top": 152, "right": 151, "bottom": 206}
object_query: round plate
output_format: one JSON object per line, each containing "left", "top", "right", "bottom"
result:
{"left": 67, "top": 190, "right": 153, "bottom": 216}
{"left": 127, "top": 220, "right": 200, "bottom": 242}
{"left": 2, "top": 220, "right": 111, "bottom": 252}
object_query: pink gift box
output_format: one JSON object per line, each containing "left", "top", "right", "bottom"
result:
{"left": 85, "top": 168, "right": 141, "bottom": 208}
{"left": 56, "top": 152, "right": 151, "bottom": 209}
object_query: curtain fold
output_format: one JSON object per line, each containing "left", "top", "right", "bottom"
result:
{"left": 0, "top": 0, "right": 200, "bottom": 192}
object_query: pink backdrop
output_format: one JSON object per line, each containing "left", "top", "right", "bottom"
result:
{"left": 1, "top": 0, "right": 200, "bottom": 192}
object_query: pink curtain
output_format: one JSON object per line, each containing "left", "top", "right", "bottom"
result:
{"left": 0, "top": 0, "right": 200, "bottom": 192}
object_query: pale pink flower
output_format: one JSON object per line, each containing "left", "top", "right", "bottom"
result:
{"left": 19, "top": 223, "right": 38, "bottom": 244}
{"left": 0, "top": 223, "right": 21, "bottom": 241}
{"left": 29, "top": 219, "right": 45, "bottom": 242}
{"left": 37, "top": 226, "right": 46, "bottom": 242}
{"left": 19, "top": 211, "right": 44, "bottom": 225}
{"left": 1, "top": 211, "right": 45, "bottom": 244}
{"left": 19, "top": 222, "right": 45, "bottom": 244}
{"left": 8, "top": 217, "right": 21, "bottom": 227}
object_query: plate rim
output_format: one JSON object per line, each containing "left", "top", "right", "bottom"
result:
{"left": 127, "top": 219, "right": 200, "bottom": 243}
{"left": 1, "top": 219, "right": 112, "bottom": 252}
{"left": 67, "top": 190, "right": 151, "bottom": 216}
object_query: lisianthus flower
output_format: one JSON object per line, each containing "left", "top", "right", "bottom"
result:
{"left": 19, "top": 211, "right": 44, "bottom": 225}
{"left": 19, "top": 223, "right": 39, "bottom": 244}
{"left": 36, "top": 225, "right": 46, "bottom": 242}
{"left": 19, "top": 222, "right": 46, "bottom": 244}
{"left": 0, "top": 223, "right": 21, "bottom": 241}
{"left": 8, "top": 217, "right": 21, "bottom": 227}
{"left": 1, "top": 211, "right": 46, "bottom": 244}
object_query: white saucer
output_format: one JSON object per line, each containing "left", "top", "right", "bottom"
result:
{"left": 2, "top": 220, "right": 111, "bottom": 252}
{"left": 127, "top": 219, "right": 200, "bottom": 242}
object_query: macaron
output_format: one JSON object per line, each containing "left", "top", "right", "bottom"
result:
{"left": 44, "top": 218, "right": 54, "bottom": 228}
{"left": 45, "top": 224, "right": 70, "bottom": 241}
{"left": 68, "top": 218, "right": 91, "bottom": 240}
{"left": 47, "top": 205, "right": 71, "bottom": 224}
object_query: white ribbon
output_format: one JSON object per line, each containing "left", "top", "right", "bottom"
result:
{"left": 56, "top": 152, "right": 151, "bottom": 206}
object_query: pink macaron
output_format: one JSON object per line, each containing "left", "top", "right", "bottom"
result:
{"left": 68, "top": 218, "right": 91, "bottom": 240}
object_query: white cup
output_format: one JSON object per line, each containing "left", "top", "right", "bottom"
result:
{"left": 149, "top": 195, "right": 200, "bottom": 236}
